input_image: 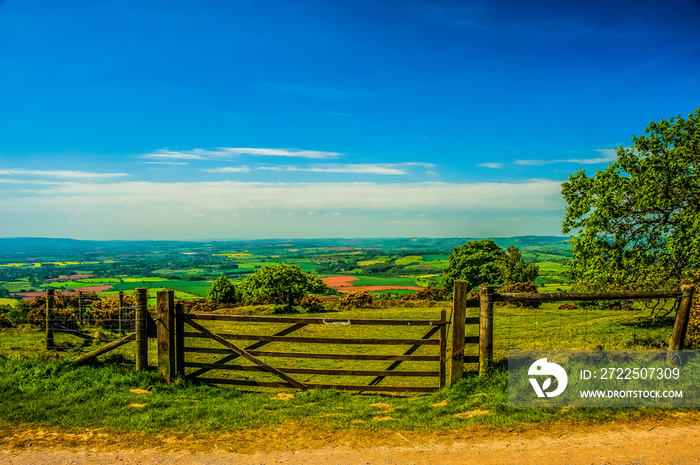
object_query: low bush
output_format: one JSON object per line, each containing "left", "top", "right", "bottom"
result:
{"left": 339, "top": 291, "right": 373, "bottom": 310}
{"left": 497, "top": 281, "right": 540, "bottom": 308}
{"left": 300, "top": 294, "right": 325, "bottom": 312}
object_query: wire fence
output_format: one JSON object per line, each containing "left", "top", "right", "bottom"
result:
{"left": 41, "top": 290, "right": 143, "bottom": 356}
{"left": 493, "top": 298, "right": 680, "bottom": 360}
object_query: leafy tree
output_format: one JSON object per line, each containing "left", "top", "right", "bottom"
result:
{"left": 497, "top": 246, "right": 539, "bottom": 285}
{"left": 562, "top": 108, "right": 700, "bottom": 291}
{"left": 439, "top": 240, "right": 504, "bottom": 292}
{"left": 207, "top": 275, "right": 237, "bottom": 304}
{"left": 238, "top": 264, "right": 328, "bottom": 312}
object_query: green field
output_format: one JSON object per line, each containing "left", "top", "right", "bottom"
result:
{"left": 122, "top": 277, "right": 169, "bottom": 283}
{"left": 350, "top": 276, "right": 420, "bottom": 287}
{"left": 2, "top": 280, "right": 32, "bottom": 293}
{"left": 109, "top": 280, "right": 211, "bottom": 297}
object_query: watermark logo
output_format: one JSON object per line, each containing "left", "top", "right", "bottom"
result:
{"left": 528, "top": 358, "right": 568, "bottom": 397}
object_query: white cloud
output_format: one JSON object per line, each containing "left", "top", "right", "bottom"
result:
{"left": 142, "top": 161, "right": 189, "bottom": 166}
{"left": 202, "top": 166, "right": 251, "bottom": 173}
{"left": 8, "top": 180, "right": 563, "bottom": 211}
{"left": 0, "top": 169, "right": 129, "bottom": 179}
{"left": 514, "top": 149, "right": 617, "bottom": 166}
{"left": 258, "top": 164, "right": 407, "bottom": 175}
{"left": 478, "top": 162, "right": 505, "bottom": 169}
{"left": 228, "top": 147, "right": 341, "bottom": 159}
{"left": 141, "top": 147, "right": 341, "bottom": 161}
{"left": 141, "top": 148, "right": 234, "bottom": 160}
{"left": 198, "top": 163, "right": 435, "bottom": 176}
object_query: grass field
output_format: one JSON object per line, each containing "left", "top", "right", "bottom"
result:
{"left": 2, "top": 279, "right": 32, "bottom": 293}
{"left": 109, "top": 280, "right": 211, "bottom": 297}
{"left": 350, "top": 276, "right": 420, "bottom": 287}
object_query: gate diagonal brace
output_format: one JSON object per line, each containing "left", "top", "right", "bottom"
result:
{"left": 367, "top": 325, "right": 441, "bottom": 387}
{"left": 187, "top": 323, "right": 307, "bottom": 379}
{"left": 184, "top": 317, "right": 308, "bottom": 391}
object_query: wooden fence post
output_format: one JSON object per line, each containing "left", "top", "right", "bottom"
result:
{"left": 175, "top": 301, "right": 185, "bottom": 378}
{"left": 45, "top": 289, "right": 55, "bottom": 350}
{"left": 134, "top": 288, "right": 149, "bottom": 371}
{"left": 479, "top": 286, "right": 494, "bottom": 376}
{"left": 118, "top": 291, "right": 125, "bottom": 336}
{"left": 450, "top": 280, "right": 468, "bottom": 384}
{"left": 157, "top": 290, "right": 175, "bottom": 383}
{"left": 667, "top": 284, "right": 696, "bottom": 366}
{"left": 439, "top": 309, "right": 447, "bottom": 388}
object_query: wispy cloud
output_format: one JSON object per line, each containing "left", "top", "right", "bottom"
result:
{"left": 141, "top": 148, "right": 234, "bottom": 161}
{"left": 0, "top": 169, "right": 129, "bottom": 179}
{"left": 257, "top": 163, "right": 433, "bottom": 175}
{"left": 202, "top": 166, "right": 251, "bottom": 173}
{"left": 514, "top": 149, "right": 617, "bottom": 166}
{"left": 203, "top": 163, "right": 435, "bottom": 176}
{"left": 231, "top": 148, "right": 341, "bottom": 159}
{"left": 142, "top": 147, "right": 342, "bottom": 161}
{"left": 142, "top": 161, "right": 190, "bottom": 166}
{"left": 478, "top": 162, "right": 505, "bottom": 169}
{"left": 11, "top": 180, "right": 563, "bottom": 210}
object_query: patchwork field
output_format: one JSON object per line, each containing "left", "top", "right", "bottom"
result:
{"left": 0, "top": 236, "right": 574, "bottom": 309}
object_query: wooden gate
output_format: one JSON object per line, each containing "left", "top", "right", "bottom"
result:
{"left": 156, "top": 291, "right": 448, "bottom": 393}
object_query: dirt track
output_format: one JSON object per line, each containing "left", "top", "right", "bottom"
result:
{"left": 2, "top": 413, "right": 700, "bottom": 465}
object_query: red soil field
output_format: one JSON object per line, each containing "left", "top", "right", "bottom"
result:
{"left": 322, "top": 276, "right": 423, "bottom": 293}
{"left": 74, "top": 285, "right": 112, "bottom": 293}
{"left": 45, "top": 274, "right": 95, "bottom": 283}
{"left": 12, "top": 285, "right": 112, "bottom": 301}
{"left": 335, "top": 285, "right": 423, "bottom": 294}
{"left": 321, "top": 276, "right": 358, "bottom": 287}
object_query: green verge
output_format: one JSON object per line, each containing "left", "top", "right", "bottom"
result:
{"left": 0, "top": 356, "right": 678, "bottom": 434}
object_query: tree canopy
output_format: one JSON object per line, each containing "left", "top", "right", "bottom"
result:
{"left": 562, "top": 108, "right": 700, "bottom": 291}
{"left": 497, "top": 245, "right": 539, "bottom": 285}
{"left": 207, "top": 275, "right": 237, "bottom": 303}
{"left": 238, "top": 264, "right": 327, "bottom": 311}
{"left": 439, "top": 240, "right": 504, "bottom": 292}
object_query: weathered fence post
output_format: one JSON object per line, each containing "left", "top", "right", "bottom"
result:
{"left": 450, "top": 280, "right": 469, "bottom": 384}
{"left": 157, "top": 290, "right": 175, "bottom": 383}
{"left": 175, "top": 301, "right": 185, "bottom": 378}
{"left": 45, "top": 289, "right": 55, "bottom": 349}
{"left": 479, "top": 286, "right": 494, "bottom": 376}
{"left": 118, "top": 291, "right": 125, "bottom": 336}
{"left": 134, "top": 288, "right": 149, "bottom": 371}
{"left": 667, "top": 284, "right": 696, "bottom": 366}
{"left": 439, "top": 309, "right": 447, "bottom": 388}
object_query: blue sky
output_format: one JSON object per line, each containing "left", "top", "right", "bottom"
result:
{"left": 1, "top": 0, "right": 699, "bottom": 240}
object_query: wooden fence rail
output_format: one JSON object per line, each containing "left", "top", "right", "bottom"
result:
{"left": 450, "top": 281, "right": 695, "bottom": 376}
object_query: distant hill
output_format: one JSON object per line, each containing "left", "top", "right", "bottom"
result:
{"left": 0, "top": 236, "right": 570, "bottom": 257}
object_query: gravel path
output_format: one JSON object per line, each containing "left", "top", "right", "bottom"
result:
{"left": 2, "top": 415, "right": 700, "bottom": 465}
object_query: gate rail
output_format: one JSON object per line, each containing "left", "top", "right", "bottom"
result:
{"left": 156, "top": 290, "right": 448, "bottom": 393}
